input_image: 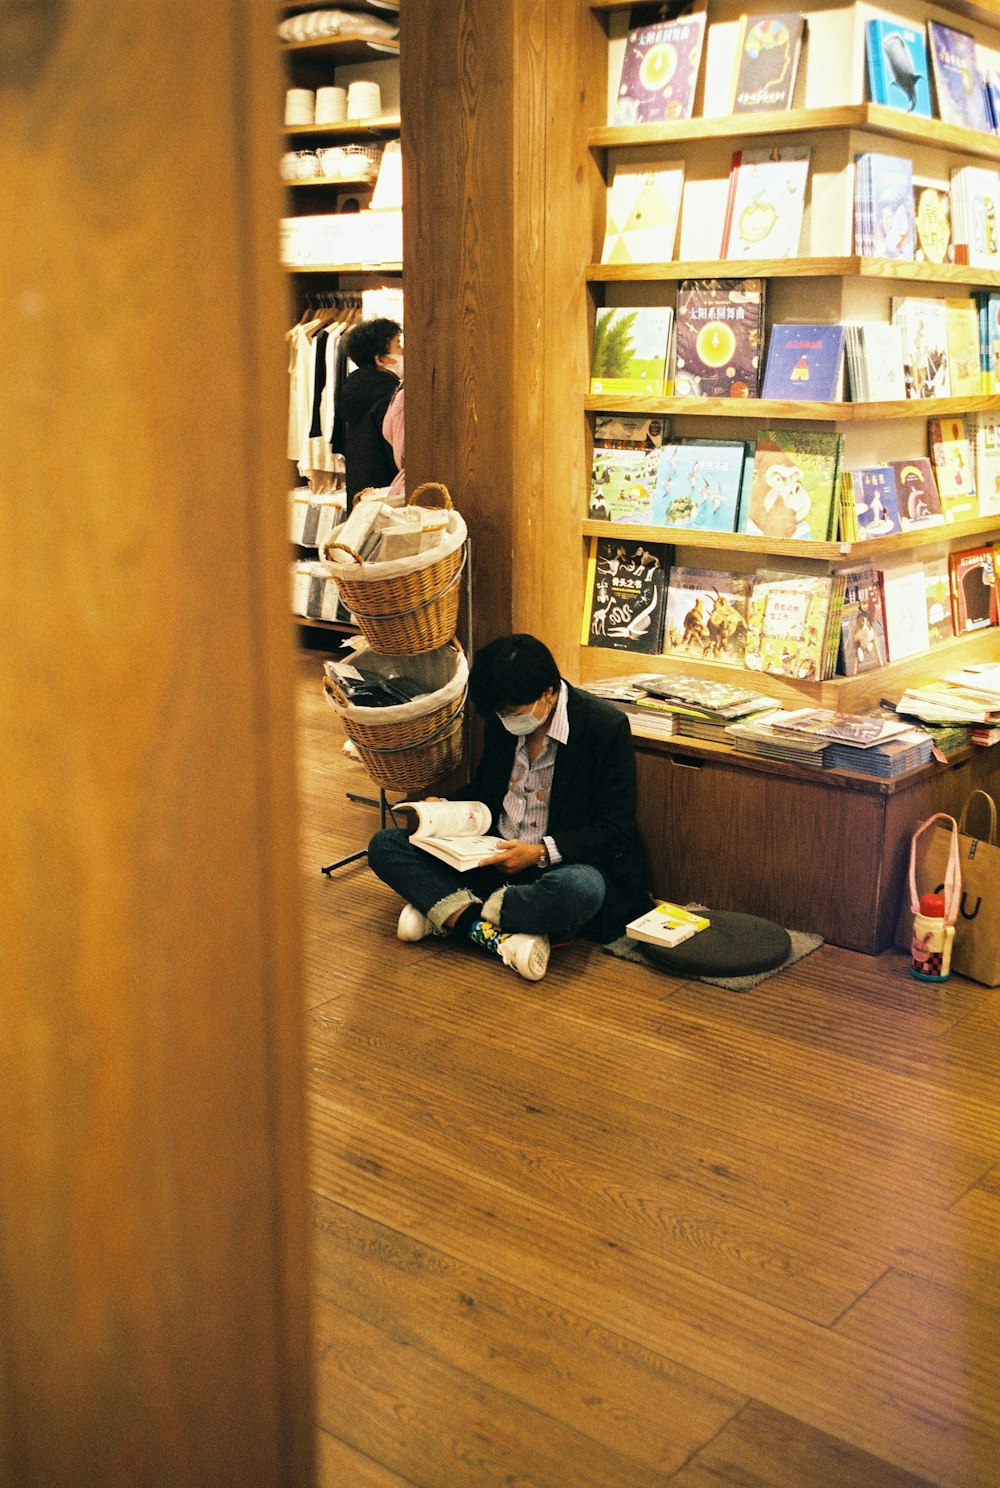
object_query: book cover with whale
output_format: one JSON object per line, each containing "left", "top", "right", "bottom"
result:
{"left": 865, "top": 20, "right": 932, "bottom": 118}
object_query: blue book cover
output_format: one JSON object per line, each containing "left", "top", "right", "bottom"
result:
{"left": 650, "top": 439, "right": 746, "bottom": 530}
{"left": 761, "top": 324, "right": 846, "bottom": 401}
{"left": 928, "top": 21, "right": 991, "bottom": 132}
{"left": 850, "top": 466, "right": 903, "bottom": 538}
{"left": 864, "top": 153, "right": 914, "bottom": 258}
{"left": 865, "top": 20, "right": 931, "bottom": 117}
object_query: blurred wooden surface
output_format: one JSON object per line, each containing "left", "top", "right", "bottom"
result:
{"left": 298, "top": 651, "right": 1000, "bottom": 1488}
{"left": 0, "top": 6, "right": 313, "bottom": 1484}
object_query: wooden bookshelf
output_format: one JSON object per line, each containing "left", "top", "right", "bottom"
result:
{"left": 584, "top": 394, "right": 1000, "bottom": 422}
{"left": 587, "top": 257, "right": 1000, "bottom": 288}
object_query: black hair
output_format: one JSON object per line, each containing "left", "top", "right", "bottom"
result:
{"left": 468, "top": 634, "right": 561, "bottom": 716}
{"left": 343, "top": 317, "right": 402, "bottom": 367}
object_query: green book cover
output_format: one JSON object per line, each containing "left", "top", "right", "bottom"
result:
{"left": 590, "top": 306, "right": 674, "bottom": 396}
{"left": 740, "top": 430, "right": 843, "bottom": 541}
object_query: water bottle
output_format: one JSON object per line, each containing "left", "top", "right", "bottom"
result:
{"left": 910, "top": 891, "right": 955, "bottom": 981}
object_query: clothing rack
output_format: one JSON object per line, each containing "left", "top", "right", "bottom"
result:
{"left": 320, "top": 535, "right": 474, "bottom": 877}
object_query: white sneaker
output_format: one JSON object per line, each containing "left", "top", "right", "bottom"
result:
{"left": 397, "top": 904, "right": 434, "bottom": 942}
{"left": 496, "top": 932, "right": 550, "bottom": 981}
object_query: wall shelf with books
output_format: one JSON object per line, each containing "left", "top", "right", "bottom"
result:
{"left": 582, "top": 509, "right": 1000, "bottom": 563}
{"left": 584, "top": 394, "right": 1000, "bottom": 422}
{"left": 587, "top": 257, "right": 1000, "bottom": 288}
{"left": 589, "top": 104, "right": 1000, "bottom": 163}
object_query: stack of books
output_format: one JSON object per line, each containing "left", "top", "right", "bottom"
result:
{"left": 725, "top": 712, "right": 830, "bottom": 767}
{"left": 895, "top": 666, "right": 1000, "bottom": 725}
{"left": 636, "top": 674, "right": 781, "bottom": 742}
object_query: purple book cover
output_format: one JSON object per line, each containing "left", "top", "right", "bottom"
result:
{"left": 761, "top": 323, "right": 846, "bottom": 401}
{"left": 674, "top": 278, "right": 764, "bottom": 397}
{"left": 614, "top": 12, "right": 707, "bottom": 124}
{"left": 928, "top": 21, "right": 991, "bottom": 132}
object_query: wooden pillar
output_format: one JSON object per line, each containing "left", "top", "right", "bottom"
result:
{"left": 401, "top": 0, "right": 605, "bottom": 673}
{"left": 0, "top": 5, "right": 314, "bottom": 1485}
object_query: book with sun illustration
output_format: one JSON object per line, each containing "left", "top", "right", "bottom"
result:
{"left": 613, "top": 4, "right": 708, "bottom": 125}
{"left": 581, "top": 536, "right": 669, "bottom": 654}
{"left": 674, "top": 278, "right": 765, "bottom": 398}
{"left": 601, "top": 161, "right": 686, "bottom": 265}
{"left": 721, "top": 145, "right": 810, "bottom": 260}
{"left": 590, "top": 305, "right": 674, "bottom": 396}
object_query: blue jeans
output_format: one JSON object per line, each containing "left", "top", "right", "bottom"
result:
{"left": 367, "top": 828, "right": 606, "bottom": 940}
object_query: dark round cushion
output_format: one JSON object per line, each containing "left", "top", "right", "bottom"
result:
{"left": 641, "top": 910, "right": 792, "bottom": 977}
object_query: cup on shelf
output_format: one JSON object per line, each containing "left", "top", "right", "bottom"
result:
{"left": 285, "top": 87, "right": 316, "bottom": 127}
{"left": 315, "top": 85, "right": 348, "bottom": 124}
{"left": 346, "top": 80, "right": 382, "bottom": 120}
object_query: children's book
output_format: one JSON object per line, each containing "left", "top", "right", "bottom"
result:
{"left": 760, "top": 323, "right": 846, "bottom": 401}
{"left": 923, "top": 555, "right": 954, "bottom": 645}
{"left": 650, "top": 439, "right": 746, "bottom": 529}
{"left": 949, "top": 545, "right": 999, "bottom": 633}
{"left": 928, "top": 415, "right": 979, "bottom": 523}
{"left": 913, "top": 182, "right": 951, "bottom": 264}
{"left": 393, "top": 799, "right": 504, "bottom": 871}
{"left": 974, "top": 289, "right": 1000, "bottom": 390}
{"left": 837, "top": 565, "right": 888, "bottom": 676}
{"left": 966, "top": 412, "right": 1000, "bottom": 518}
{"left": 854, "top": 153, "right": 914, "bottom": 258}
{"left": 843, "top": 322, "right": 906, "bottom": 401}
{"left": 744, "top": 571, "right": 845, "bottom": 681}
{"left": 614, "top": 7, "right": 708, "bottom": 124}
{"left": 741, "top": 429, "right": 842, "bottom": 540}
{"left": 601, "top": 161, "right": 686, "bottom": 264}
{"left": 673, "top": 278, "right": 765, "bottom": 397}
{"left": 730, "top": 13, "right": 805, "bottom": 114}
{"left": 589, "top": 444, "right": 663, "bottom": 522}
{"left": 593, "top": 413, "right": 667, "bottom": 449}
{"left": 928, "top": 21, "right": 991, "bottom": 133}
{"left": 849, "top": 466, "right": 903, "bottom": 539}
{"left": 626, "top": 900, "right": 710, "bottom": 948}
{"left": 661, "top": 566, "right": 752, "bottom": 663}
{"left": 890, "top": 296, "right": 950, "bottom": 398}
{"left": 880, "top": 563, "right": 932, "bottom": 660}
{"left": 581, "top": 536, "right": 669, "bottom": 652}
{"left": 590, "top": 305, "right": 674, "bottom": 395}
{"left": 889, "top": 457, "right": 945, "bottom": 529}
{"left": 944, "top": 297, "right": 983, "bottom": 396}
{"left": 865, "top": 19, "right": 932, "bottom": 116}
{"left": 950, "top": 165, "right": 1000, "bottom": 268}
{"left": 720, "top": 145, "right": 810, "bottom": 260}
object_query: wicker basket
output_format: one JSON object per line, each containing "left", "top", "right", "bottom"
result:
{"left": 323, "top": 639, "right": 468, "bottom": 792}
{"left": 319, "top": 482, "right": 466, "bottom": 655}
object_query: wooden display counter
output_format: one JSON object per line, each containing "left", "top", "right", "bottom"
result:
{"left": 634, "top": 734, "right": 1000, "bottom": 955}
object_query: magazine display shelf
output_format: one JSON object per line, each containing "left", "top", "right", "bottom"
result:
{"left": 583, "top": 0, "right": 1000, "bottom": 717}
{"left": 281, "top": 0, "right": 403, "bottom": 641}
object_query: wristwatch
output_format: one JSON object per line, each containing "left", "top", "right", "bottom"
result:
{"left": 537, "top": 843, "right": 550, "bottom": 870}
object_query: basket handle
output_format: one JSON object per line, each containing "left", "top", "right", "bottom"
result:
{"left": 321, "top": 540, "right": 364, "bottom": 567}
{"left": 408, "top": 481, "right": 452, "bottom": 510}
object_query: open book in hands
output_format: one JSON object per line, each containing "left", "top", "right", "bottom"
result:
{"left": 395, "top": 799, "right": 505, "bottom": 871}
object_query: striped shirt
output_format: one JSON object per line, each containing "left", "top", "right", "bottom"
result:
{"left": 498, "top": 680, "right": 569, "bottom": 864}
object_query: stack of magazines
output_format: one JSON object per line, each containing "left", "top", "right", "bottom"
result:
{"left": 583, "top": 673, "right": 780, "bottom": 742}
{"left": 895, "top": 665, "right": 1000, "bottom": 726}
{"left": 727, "top": 707, "right": 933, "bottom": 777}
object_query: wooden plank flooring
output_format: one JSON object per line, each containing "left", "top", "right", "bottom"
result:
{"left": 296, "top": 650, "right": 1000, "bottom": 1488}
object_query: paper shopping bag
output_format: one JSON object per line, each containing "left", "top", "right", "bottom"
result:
{"left": 896, "top": 791, "right": 1000, "bottom": 986}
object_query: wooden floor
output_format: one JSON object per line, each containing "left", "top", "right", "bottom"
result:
{"left": 296, "top": 651, "right": 1000, "bottom": 1488}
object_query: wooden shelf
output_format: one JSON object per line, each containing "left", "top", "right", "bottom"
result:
{"left": 582, "top": 511, "right": 1000, "bottom": 562}
{"left": 283, "top": 113, "right": 400, "bottom": 141}
{"left": 285, "top": 175, "right": 377, "bottom": 189}
{"left": 280, "top": 0, "right": 397, "bottom": 12}
{"left": 589, "top": 104, "right": 1000, "bottom": 163}
{"left": 295, "top": 616, "right": 356, "bottom": 633}
{"left": 284, "top": 262, "right": 402, "bottom": 274}
{"left": 590, "top": 0, "right": 1000, "bottom": 19}
{"left": 584, "top": 393, "right": 1000, "bottom": 422}
{"left": 281, "top": 35, "right": 399, "bottom": 65}
{"left": 587, "top": 257, "right": 1000, "bottom": 288}
{"left": 578, "top": 625, "right": 1000, "bottom": 714}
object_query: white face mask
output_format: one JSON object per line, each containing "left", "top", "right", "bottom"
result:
{"left": 384, "top": 354, "right": 404, "bottom": 379}
{"left": 498, "top": 697, "right": 550, "bottom": 736}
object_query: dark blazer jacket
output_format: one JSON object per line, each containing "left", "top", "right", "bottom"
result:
{"left": 453, "top": 683, "right": 653, "bottom": 942}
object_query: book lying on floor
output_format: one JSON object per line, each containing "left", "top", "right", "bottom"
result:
{"left": 626, "top": 901, "right": 711, "bottom": 949}
{"left": 394, "top": 799, "right": 504, "bottom": 870}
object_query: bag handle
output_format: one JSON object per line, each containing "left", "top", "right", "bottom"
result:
{"left": 908, "top": 813, "right": 962, "bottom": 924}
{"left": 958, "top": 789, "right": 998, "bottom": 845}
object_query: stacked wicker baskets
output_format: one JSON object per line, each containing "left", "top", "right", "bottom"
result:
{"left": 319, "top": 483, "right": 468, "bottom": 793}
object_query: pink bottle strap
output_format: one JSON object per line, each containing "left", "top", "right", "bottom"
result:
{"left": 908, "top": 813, "right": 962, "bottom": 925}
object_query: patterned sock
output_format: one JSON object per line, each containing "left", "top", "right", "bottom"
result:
{"left": 452, "top": 904, "right": 483, "bottom": 939}
{"left": 465, "top": 918, "right": 511, "bottom": 958}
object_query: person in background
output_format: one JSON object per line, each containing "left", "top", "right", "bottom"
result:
{"left": 367, "top": 634, "right": 653, "bottom": 981}
{"left": 382, "top": 380, "right": 404, "bottom": 504}
{"left": 335, "top": 316, "right": 402, "bottom": 506}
